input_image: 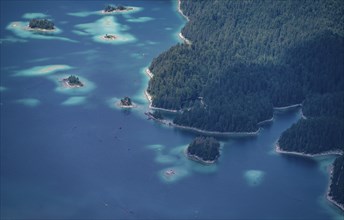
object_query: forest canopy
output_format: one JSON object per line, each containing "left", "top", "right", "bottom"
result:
{"left": 148, "top": 0, "right": 344, "bottom": 133}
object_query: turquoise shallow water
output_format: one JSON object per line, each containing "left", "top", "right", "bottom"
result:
{"left": 1, "top": 1, "right": 343, "bottom": 219}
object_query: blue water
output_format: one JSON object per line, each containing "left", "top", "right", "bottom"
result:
{"left": 1, "top": 1, "right": 343, "bottom": 219}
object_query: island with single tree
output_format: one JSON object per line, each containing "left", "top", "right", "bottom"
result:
{"left": 28, "top": 18, "right": 55, "bottom": 30}
{"left": 186, "top": 136, "right": 220, "bottom": 164}
{"left": 103, "top": 5, "right": 133, "bottom": 13}
{"left": 62, "top": 75, "right": 84, "bottom": 88}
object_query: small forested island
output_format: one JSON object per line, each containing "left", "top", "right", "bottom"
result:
{"left": 186, "top": 136, "right": 220, "bottom": 164}
{"left": 63, "top": 75, "right": 83, "bottom": 87}
{"left": 120, "top": 97, "right": 132, "bottom": 107}
{"left": 29, "top": 18, "right": 54, "bottom": 30}
{"left": 103, "top": 4, "right": 132, "bottom": 13}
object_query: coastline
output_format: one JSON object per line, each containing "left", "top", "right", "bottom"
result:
{"left": 275, "top": 143, "right": 344, "bottom": 212}
{"left": 177, "top": 0, "right": 189, "bottom": 21}
{"left": 257, "top": 117, "right": 274, "bottom": 126}
{"left": 179, "top": 32, "right": 191, "bottom": 45}
{"left": 145, "top": 68, "right": 153, "bottom": 79}
{"left": 275, "top": 143, "right": 343, "bottom": 157}
{"left": 26, "top": 26, "right": 56, "bottom": 33}
{"left": 144, "top": 90, "right": 180, "bottom": 113}
{"left": 273, "top": 103, "right": 302, "bottom": 112}
{"left": 143, "top": 0, "right": 287, "bottom": 137}
{"left": 184, "top": 148, "right": 217, "bottom": 165}
{"left": 116, "top": 102, "right": 137, "bottom": 109}
{"left": 326, "top": 167, "right": 344, "bottom": 212}
{"left": 177, "top": 0, "right": 192, "bottom": 45}
{"left": 172, "top": 122, "right": 261, "bottom": 137}
{"left": 61, "top": 78, "right": 84, "bottom": 88}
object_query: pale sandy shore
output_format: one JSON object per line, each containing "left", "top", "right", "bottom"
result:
{"left": 184, "top": 148, "right": 216, "bottom": 165}
{"left": 301, "top": 110, "right": 307, "bottom": 119}
{"left": 144, "top": 90, "right": 179, "bottom": 113}
{"left": 61, "top": 79, "right": 83, "bottom": 88}
{"left": 257, "top": 117, "right": 274, "bottom": 125}
{"left": 172, "top": 122, "right": 261, "bottom": 136}
{"left": 177, "top": 0, "right": 192, "bottom": 45}
{"left": 145, "top": 68, "right": 154, "bottom": 79}
{"left": 275, "top": 143, "right": 344, "bottom": 211}
{"left": 275, "top": 143, "right": 343, "bottom": 157}
{"left": 26, "top": 26, "right": 57, "bottom": 33}
{"left": 178, "top": 0, "right": 189, "bottom": 21}
{"left": 273, "top": 103, "right": 302, "bottom": 111}
{"left": 179, "top": 32, "right": 191, "bottom": 45}
{"left": 116, "top": 101, "right": 137, "bottom": 109}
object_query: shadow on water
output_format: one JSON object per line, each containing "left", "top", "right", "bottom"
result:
{"left": 280, "top": 153, "right": 318, "bottom": 168}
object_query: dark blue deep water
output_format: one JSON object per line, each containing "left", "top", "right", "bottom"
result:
{"left": 1, "top": 1, "right": 343, "bottom": 219}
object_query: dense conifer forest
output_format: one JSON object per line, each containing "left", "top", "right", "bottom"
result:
{"left": 29, "top": 19, "right": 54, "bottom": 30}
{"left": 147, "top": 0, "right": 344, "bottom": 208}
{"left": 187, "top": 137, "right": 220, "bottom": 162}
{"left": 329, "top": 155, "right": 344, "bottom": 207}
{"left": 148, "top": 0, "right": 344, "bottom": 133}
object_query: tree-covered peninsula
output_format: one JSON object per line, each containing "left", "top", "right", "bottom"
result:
{"left": 147, "top": 0, "right": 344, "bottom": 133}
{"left": 29, "top": 19, "right": 54, "bottom": 30}
{"left": 186, "top": 136, "right": 220, "bottom": 164}
{"left": 147, "top": 0, "right": 344, "bottom": 209}
{"left": 329, "top": 155, "right": 344, "bottom": 209}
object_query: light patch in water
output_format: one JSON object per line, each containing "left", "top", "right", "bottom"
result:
{"left": 165, "top": 27, "right": 172, "bottom": 31}
{"left": 15, "top": 65, "right": 74, "bottom": 77}
{"left": 317, "top": 195, "right": 344, "bottom": 220}
{"left": 74, "top": 16, "right": 136, "bottom": 45}
{"left": 130, "top": 53, "right": 145, "bottom": 59}
{"left": 133, "top": 66, "right": 150, "bottom": 107}
{"left": 126, "top": 17, "right": 154, "bottom": 23}
{"left": 72, "top": 30, "right": 89, "bottom": 36}
{"left": 61, "top": 96, "right": 87, "bottom": 106}
{"left": 244, "top": 170, "right": 265, "bottom": 187}
{"left": 159, "top": 167, "right": 190, "bottom": 183}
{"left": 6, "top": 21, "right": 76, "bottom": 42}
{"left": 26, "top": 57, "right": 52, "bottom": 63}
{"left": 155, "top": 155, "right": 177, "bottom": 164}
{"left": 314, "top": 156, "right": 336, "bottom": 175}
{"left": 0, "top": 36, "right": 28, "bottom": 43}
{"left": 14, "top": 98, "right": 40, "bottom": 107}
{"left": 147, "top": 144, "right": 165, "bottom": 151}
{"left": 0, "top": 86, "right": 8, "bottom": 92}
{"left": 68, "top": 11, "right": 98, "bottom": 17}
{"left": 22, "top": 13, "right": 49, "bottom": 19}
{"left": 148, "top": 143, "right": 218, "bottom": 183}
{"left": 106, "top": 97, "right": 121, "bottom": 110}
